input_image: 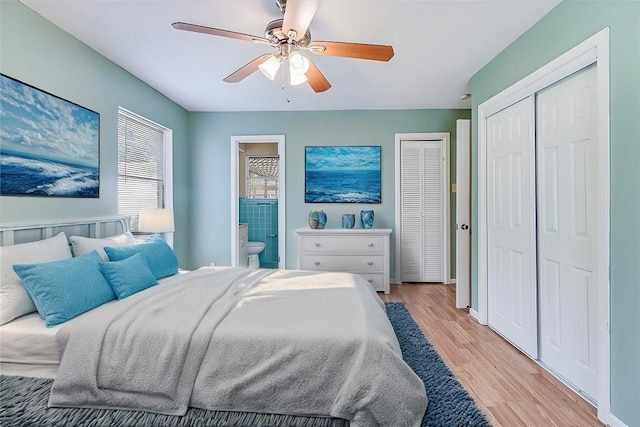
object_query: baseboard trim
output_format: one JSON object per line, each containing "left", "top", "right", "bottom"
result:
{"left": 602, "top": 412, "right": 629, "bottom": 427}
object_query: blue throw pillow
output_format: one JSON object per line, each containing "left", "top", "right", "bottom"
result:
{"left": 104, "top": 238, "right": 178, "bottom": 279}
{"left": 13, "top": 251, "right": 117, "bottom": 327}
{"left": 100, "top": 253, "right": 158, "bottom": 299}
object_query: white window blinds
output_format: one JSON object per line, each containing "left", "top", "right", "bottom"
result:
{"left": 117, "top": 109, "right": 168, "bottom": 231}
{"left": 246, "top": 155, "right": 279, "bottom": 199}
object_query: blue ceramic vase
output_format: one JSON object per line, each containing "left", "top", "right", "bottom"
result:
{"left": 308, "top": 210, "right": 327, "bottom": 229}
{"left": 342, "top": 214, "right": 355, "bottom": 229}
{"left": 360, "top": 210, "right": 374, "bottom": 229}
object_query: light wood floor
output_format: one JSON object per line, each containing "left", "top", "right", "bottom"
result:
{"left": 381, "top": 283, "right": 603, "bottom": 427}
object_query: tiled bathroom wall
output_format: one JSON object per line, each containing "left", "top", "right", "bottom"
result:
{"left": 239, "top": 198, "right": 278, "bottom": 268}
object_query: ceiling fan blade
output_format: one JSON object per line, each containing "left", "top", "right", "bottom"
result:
{"left": 223, "top": 54, "right": 273, "bottom": 83}
{"left": 282, "top": 0, "right": 319, "bottom": 42}
{"left": 172, "top": 22, "right": 272, "bottom": 45}
{"left": 309, "top": 41, "right": 394, "bottom": 62}
{"left": 305, "top": 58, "right": 331, "bottom": 93}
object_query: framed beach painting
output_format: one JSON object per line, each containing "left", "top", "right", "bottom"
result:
{"left": 0, "top": 74, "right": 100, "bottom": 198}
{"left": 305, "top": 146, "right": 381, "bottom": 203}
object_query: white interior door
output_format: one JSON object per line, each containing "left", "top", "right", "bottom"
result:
{"left": 400, "top": 140, "right": 424, "bottom": 282}
{"left": 537, "top": 65, "right": 598, "bottom": 400}
{"left": 456, "top": 119, "right": 471, "bottom": 308}
{"left": 399, "top": 139, "right": 446, "bottom": 283}
{"left": 487, "top": 97, "right": 538, "bottom": 358}
{"left": 422, "top": 142, "right": 444, "bottom": 282}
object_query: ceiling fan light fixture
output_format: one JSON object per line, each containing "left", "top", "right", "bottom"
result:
{"left": 289, "top": 52, "right": 309, "bottom": 72}
{"left": 289, "top": 71, "right": 308, "bottom": 86}
{"left": 258, "top": 54, "right": 282, "bottom": 80}
{"left": 288, "top": 52, "right": 310, "bottom": 85}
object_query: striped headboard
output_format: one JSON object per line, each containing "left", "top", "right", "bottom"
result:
{"left": 0, "top": 217, "right": 131, "bottom": 247}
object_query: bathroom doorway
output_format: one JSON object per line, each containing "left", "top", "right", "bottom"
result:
{"left": 230, "top": 135, "right": 286, "bottom": 269}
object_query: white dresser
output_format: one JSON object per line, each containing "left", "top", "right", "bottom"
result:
{"left": 295, "top": 227, "right": 392, "bottom": 294}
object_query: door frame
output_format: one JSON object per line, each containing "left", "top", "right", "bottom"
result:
{"left": 477, "top": 28, "right": 611, "bottom": 423}
{"left": 230, "top": 135, "right": 286, "bottom": 269}
{"left": 394, "top": 133, "right": 451, "bottom": 285}
{"left": 456, "top": 119, "right": 471, "bottom": 308}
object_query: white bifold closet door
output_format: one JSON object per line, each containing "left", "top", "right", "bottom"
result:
{"left": 400, "top": 140, "right": 444, "bottom": 283}
{"left": 537, "top": 65, "right": 598, "bottom": 400}
{"left": 486, "top": 97, "right": 538, "bottom": 358}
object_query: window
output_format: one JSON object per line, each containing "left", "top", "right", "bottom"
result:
{"left": 117, "top": 108, "right": 172, "bottom": 231}
{"left": 246, "top": 155, "right": 279, "bottom": 199}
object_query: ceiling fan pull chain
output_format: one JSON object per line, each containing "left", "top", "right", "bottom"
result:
{"left": 279, "top": 60, "right": 290, "bottom": 103}
{"left": 281, "top": 58, "right": 286, "bottom": 91}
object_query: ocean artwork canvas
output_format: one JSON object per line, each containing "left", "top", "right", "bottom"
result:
{"left": 0, "top": 74, "right": 99, "bottom": 198}
{"left": 305, "top": 146, "right": 381, "bottom": 203}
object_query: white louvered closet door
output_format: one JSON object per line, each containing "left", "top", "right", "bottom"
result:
{"left": 400, "top": 140, "right": 444, "bottom": 283}
{"left": 400, "top": 141, "right": 423, "bottom": 282}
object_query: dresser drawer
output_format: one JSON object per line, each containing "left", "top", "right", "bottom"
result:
{"left": 357, "top": 273, "right": 385, "bottom": 292}
{"left": 296, "top": 228, "right": 391, "bottom": 294}
{"left": 301, "top": 236, "right": 385, "bottom": 254}
{"left": 301, "top": 255, "right": 385, "bottom": 272}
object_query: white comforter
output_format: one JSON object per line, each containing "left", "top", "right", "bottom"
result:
{"left": 49, "top": 267, "right": 428, "bottom": 426}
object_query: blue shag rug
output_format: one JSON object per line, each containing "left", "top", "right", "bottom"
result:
{"left": 0, "top": 302, "right": 489, "bottom": 427}
{"left": 385, "top": 302, "right": 491, "bottom": 427}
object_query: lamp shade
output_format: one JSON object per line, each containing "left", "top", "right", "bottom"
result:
{"left": 138, "top": 208, "right": 175, "bottom": 233}
{"left": 289, "top": 52, "right": 309, "bottom": 86}
{"left": 289, "top": 71, "right": 308, "bottom": 86}
{"left": 258, "top": 54, "right": 282, "bottom": 81}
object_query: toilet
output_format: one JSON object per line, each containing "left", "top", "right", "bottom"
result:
{"left": 247, "top": 241, "right": 265, "bottom": 268}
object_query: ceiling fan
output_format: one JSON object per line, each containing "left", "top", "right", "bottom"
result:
{"left": 172, "top": 0, "right": 394, "bottom": 93}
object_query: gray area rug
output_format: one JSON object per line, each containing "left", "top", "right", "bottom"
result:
{"left": 0, "top": 302, "right": 490, "bottom": 427}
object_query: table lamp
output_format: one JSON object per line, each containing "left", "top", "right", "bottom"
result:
{"left": 137, "top": 208, "right": 174, "bottom": 238}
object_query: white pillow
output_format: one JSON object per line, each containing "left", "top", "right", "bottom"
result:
{"left": 69, "top": 232, "right": 136, "bottom": 261}
{"left": 0, "top": 232, "right": 72, "bottom": 325}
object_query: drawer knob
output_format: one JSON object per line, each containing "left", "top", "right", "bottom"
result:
{"left": 368, "top": 279, "right": 374, "bottom": 283}
{"left": 314, "top": 261, "right": 321, "bottom": 266}
{"left": 367, "top": 261, "right": 374, "bottom": 266}
{"left": 315, "top": 243, "right": 321, "bottom": 247}
{"left": 368, "top": 243, "right": 374, "bottom": 247}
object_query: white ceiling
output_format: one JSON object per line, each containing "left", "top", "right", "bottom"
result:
{"left": 20, "top": 0, "right": 560, "bottom": 112}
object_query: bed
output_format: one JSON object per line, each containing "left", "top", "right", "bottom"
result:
{"left": 0, "top": 217, "right": 427, "bottom": 426}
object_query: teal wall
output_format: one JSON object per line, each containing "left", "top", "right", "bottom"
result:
{"left": 470, "top": 1, "right": 640, "bottom": 424}
{"left": 188, "top": 109, "right": 470, "bottom": 278}
{"left": 0, "top": 1, "right": 191, "bottom": 266}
